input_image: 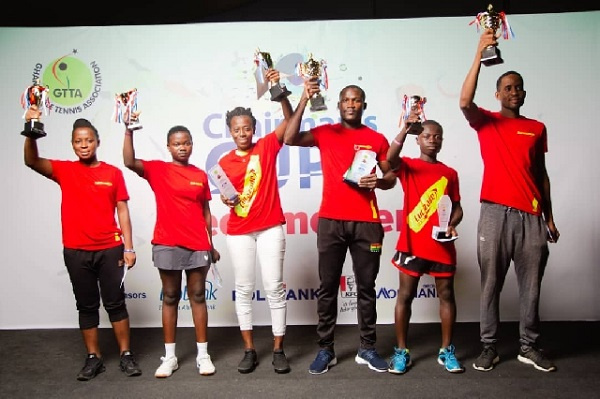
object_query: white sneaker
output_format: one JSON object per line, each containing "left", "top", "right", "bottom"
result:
{"left": 154, "top": 356, "right": 178, "bottom": 378}
{"left": 197, "top": 355, "right": 215, "bottom": 376}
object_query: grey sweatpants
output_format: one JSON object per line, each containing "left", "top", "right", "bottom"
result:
{"left": 477, "top": 202, "right": 550, "bottom": 348}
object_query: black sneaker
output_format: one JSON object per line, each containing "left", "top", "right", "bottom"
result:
{"left": 473, "top": 344, "right": 499, "bottom": 372}
{"left": 120, "top": 350, "right": 142, "bottom": 377}
{"left": 272, "top": 349, "right": 291, "bottom": 374}
{"left": 238, "top": 349, "right": 258, "bottom": 374}
{"left": 517, "top": 346, "right": 556, "bottom": 372}
{"left": 77, "top": 354, "right": 105, "bottom": 381}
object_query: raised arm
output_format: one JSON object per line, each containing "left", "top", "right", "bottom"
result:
{"left": 122, "top": 122, "right": 144, "bottom": 177}
{"left": 387, "top": 115, "right": 416, "bottom": 172}
{"left": 267, "top": 69, "right": 293, "bottom": 142}
{"left": 283, "top": 77, "right": 320, "bottom": 147}
{"left": 23, "top": 105, "right": 52, "bottom": 178}
{"left": 380, "top": 117, "right": 414, "bottom": 189}
{"left": 459, "top": 29, "right": 497, "bottom": 125}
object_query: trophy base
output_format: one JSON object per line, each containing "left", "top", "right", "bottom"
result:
{"left": 481, "top": 46, "right": 504, "bottom": 67}
{"left": 127, "top": 121, "right": 143, "bottom": 131}
{"left": 310, "top": 95, "right": 327, "bottom": 112}
{"left": 406, "top": 121, "right": 423, "bottom": 135}
{"left": 270, "top": 84, "right": 292, "bottom": 102}
{"left": 21, "top": 120, "right": 47, "bottom": 139}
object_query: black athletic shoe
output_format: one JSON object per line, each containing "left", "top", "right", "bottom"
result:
{"left": 272, "top": 349, "right": 291, "bottom": 374}
{"left": 120, "top": 350, "right": 142, "bottom": 377}
{"left": 473, "top": 344, "right": 499, "bottom": 372}
{"left": 517, "top": 346, "right": 556, "bottom": 372}
{"left": 77, "top": 354, "right": 105, "bottom": 381}
{"left": 238, "top": 349, "right": 258, "bottom": 374}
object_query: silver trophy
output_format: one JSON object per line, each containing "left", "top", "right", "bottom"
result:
{"left": 477, "top": 4, "right": 506, "bottom": 66}
{"left": 115, "top": 89, "right": 142, "bottom": 130}
{"left": 401, "top": 95, "right": 427, "bottom": 135}
{"left": 296, "top": 53, "right": 328, "bottom": 112}
{"left": 21, "top": 80, "right": 50, "bottom": 139}
{"left": 432, "top": 195, "right": 458, "bottom": 242}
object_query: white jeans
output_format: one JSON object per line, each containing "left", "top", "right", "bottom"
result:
{"left": 226, "top": 225, "right": 287, "bottom": 336}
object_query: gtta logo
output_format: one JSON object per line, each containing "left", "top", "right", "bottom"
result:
{"left": 30, "top": 49, "right": 102, "bottom": 115}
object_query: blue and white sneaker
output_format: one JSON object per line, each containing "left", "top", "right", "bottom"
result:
{"left": 388, "top": 347, "right": 412, "bottom": 374}
{"left": 438, "top": 344, "right": 465, "bottom": 373}
{"left": 309, "top": 349, "right": 337, "bottom": 375}
{"left": 355, "top": 348, "right": 388, "bottom": 372}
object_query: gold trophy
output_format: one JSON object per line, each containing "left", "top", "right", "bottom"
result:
{"left": 474, "top": 4, "right": 513, "bottom": 67}
{"left": 296, "top": 53, "right": 328, "bottom": 112}
{"left": 400, "top": 95, "right": 427, "bottom": 135}
{"left": 20, "top": 79, "right": 50, "bottom": 139}
{"left": 254, "top": 49, "right": 291, "bottom": 102}
{"left": 114, "top": 88, "right": 142, "bottom": 130}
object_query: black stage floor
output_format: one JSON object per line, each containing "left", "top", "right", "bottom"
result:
{"left": 1, "top": 321, "right": 598, "bottom": 398}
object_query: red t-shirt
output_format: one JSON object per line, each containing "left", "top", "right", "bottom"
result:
{"left": 394, "top": 157, "right": 461, "bottom": 265}
{"left": 470, "top": 108, "right": 547, "bottom": 215}
{"left": 311, "top": 123, "right": 390, "bottom": 222}
{"left": 50, "top": 160, "right": 128, "bottom": 251}
{"left": 219, "top": 133, "right": 286, "bottom": 235}
{"left": 142, "top": 160, "right": 212, "bottom": 251}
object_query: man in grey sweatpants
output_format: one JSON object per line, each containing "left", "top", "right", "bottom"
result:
{"left": 459, "top": 29, "right": 559, "bottom": 372}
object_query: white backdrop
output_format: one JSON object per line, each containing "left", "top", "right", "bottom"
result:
{"left": 1, "top": 11, "right": 598, "bottom": 329}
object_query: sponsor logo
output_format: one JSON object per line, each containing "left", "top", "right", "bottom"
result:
{"left": 28, "top": 49, "right": 102, "bottom": 115}
{"left": 517, "top": 131, "right": 535, "bottom": 136}
{"left": 231, "top": 287, "right": 319, "bottom": 301}
{"left": 125, "top": 292, "right": 147, "bottom": 299}
{"left": 157, "top": 281, "right": 219, "bottom": 311}
{"left": 340, "top": 275, "right": 357, "bottom": 298}
{"left": 376, "top": 283, "right": 438, "bottom": 300}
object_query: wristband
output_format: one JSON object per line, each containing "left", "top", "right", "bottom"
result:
{"left": 393, "top": 138, "right": 403, "bottom": 146}
{"left": 125, "top": 131, "right": 133, "bottom": 136}
{"left": 124, "top": 249, "right": 135, "bottom": 253}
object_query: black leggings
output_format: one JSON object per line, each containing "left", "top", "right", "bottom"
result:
{"left": 63, "top": 245, "right": 129, "bottom": 329}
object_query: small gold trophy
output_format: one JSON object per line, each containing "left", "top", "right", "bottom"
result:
{"left": 400, "top": 95, "right": 427, "bottom": 135}
{"left": 254, "top": 49, "right": 291, "bottom": 102}
{"left": 296, "top": 53, "right": 328, "bottom": 112}
{"left": 474, "top": 4, "right": 514, "bottom": 67}
{"left": 20, "top": 79, "right": 51, "bottom": 139}
{"left": 113, "top": 88, "right": 142, "bottom": 130}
